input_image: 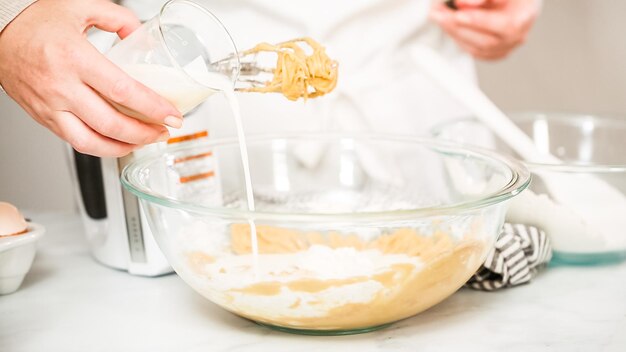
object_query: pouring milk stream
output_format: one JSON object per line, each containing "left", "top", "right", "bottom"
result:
{"left": 105, "top": 10, "right": 338, "bottom": 277}
{"left": 114, "top": 56, "right": 261, "bottom": 277}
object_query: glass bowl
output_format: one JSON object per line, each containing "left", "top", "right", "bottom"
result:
{"left": 432, "top": 113, "right": 626, "bottom": 265}
{"left": 121, "top": 133, "right": 529, "bottom": 335}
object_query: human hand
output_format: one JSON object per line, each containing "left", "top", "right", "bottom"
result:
{"left": 0, "top": 0, "right": 183, "bottom": 157}
{"left": 430, "top": 0, "right": 541, "bottom": 60}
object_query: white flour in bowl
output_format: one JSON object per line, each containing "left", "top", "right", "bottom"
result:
{"left": 507, "top": 189, "right": 626, "bottom": 253}
{"left": 183, "top": 245, "right": 423, "bottom": 320}
{"left": 171, "top": 221, "right": 487, "bottom": 330}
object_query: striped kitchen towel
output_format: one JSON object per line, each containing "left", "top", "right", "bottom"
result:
{"left": 466, "top": 223, "right": 552, "bottom": 291}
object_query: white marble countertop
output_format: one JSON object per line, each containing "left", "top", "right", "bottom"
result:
{"left": 1, "top": 212, "right": 625, "bottom": 352}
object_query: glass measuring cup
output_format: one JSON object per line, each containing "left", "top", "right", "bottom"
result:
{"left": 106, "top": 0, "right": 240, "bottom": 119}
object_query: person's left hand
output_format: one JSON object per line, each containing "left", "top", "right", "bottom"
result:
{"left": 430, "top": 0, "right": 541, "bottom": 60}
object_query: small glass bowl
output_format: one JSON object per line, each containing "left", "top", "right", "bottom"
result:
{"left": 432, "top": 112, "right": 626, "bottom": 265}
{"left": 122, "top": 133, "right": 529, "bottom": 334}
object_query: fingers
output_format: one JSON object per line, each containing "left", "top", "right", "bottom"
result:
{"left": 440, "top": 19, "right": 506, "bottom": 53}
{"left": 453, "top": 9, "right": 513, "bottom": 37}
{"left": 83, "top": 0, "right": 141, "bottom": 39}
{"left": 455, "top": 40, "right": 510, "bottom": 60}
{"left": 451, "top": 1, "right": 538, "bottom": 38}
{"left": 430, "top": 1, "right": 532, "bottom": 60}
{"left": 454, "top": 0, "right": 488, "bottom": 8}
{"left": 0, "top": 0, "right": 171, "bottom": 158}
{"left": 52, "top": 110, "right": 137, "bottom": 157}
{"left": 432, "top": 4, "right": 507, "bottom": 38}
{"left": 77, "top": 43, "right": 183, "bottom": 129}
{"left": 71, "top": 85, "right": 170, "bottom": 145}
{"left": 430, "top": 3, "right": 460, "bottom": 27}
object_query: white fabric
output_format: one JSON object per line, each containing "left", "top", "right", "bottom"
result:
{"left": 0, "top": 0, "right": 36, "bottom": 32}
{"left": 119, "top": 0, "right": 475, "bottom": 137}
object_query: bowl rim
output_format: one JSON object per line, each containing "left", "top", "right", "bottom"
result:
{"left": 121, "top": 132, "right": 531, "bottom": 222}
{"left": 430, "top": 112, "right": 626, "bottom": 173}
{"left": 0, "top": 222, "right": 45, "bottom": 253}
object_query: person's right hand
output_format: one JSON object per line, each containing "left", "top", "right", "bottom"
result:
{"left": 430, "top": 0, "right": 540, "bottom": 61}
{"left": 0, "top": 0, "right": 184, "bottom": 157}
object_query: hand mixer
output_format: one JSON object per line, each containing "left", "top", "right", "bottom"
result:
{"left": 211, "top": 37, "right": 339, "bottom": 100}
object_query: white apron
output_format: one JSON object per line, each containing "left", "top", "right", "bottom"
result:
{"left": 118, "top": 0, "right": 475, "bottom": 138}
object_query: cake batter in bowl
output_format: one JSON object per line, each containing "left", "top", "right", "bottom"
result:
{"left": 121, "top": 133, "right": 529, "bottom": 335}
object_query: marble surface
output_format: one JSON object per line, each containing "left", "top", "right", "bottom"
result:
{"left": 1, "top": 212, "right": 625, "bottom": 352}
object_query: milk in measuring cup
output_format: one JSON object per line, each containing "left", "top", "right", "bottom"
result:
{"left": 113, "top": 60, "right": 232, "bottom": 120}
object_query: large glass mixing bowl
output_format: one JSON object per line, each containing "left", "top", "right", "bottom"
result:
{"left": 121, "top": 133, "right": 529, "bottom": 335}
{"left": 432, "top": 113, "right": 626, "bottom": 265}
